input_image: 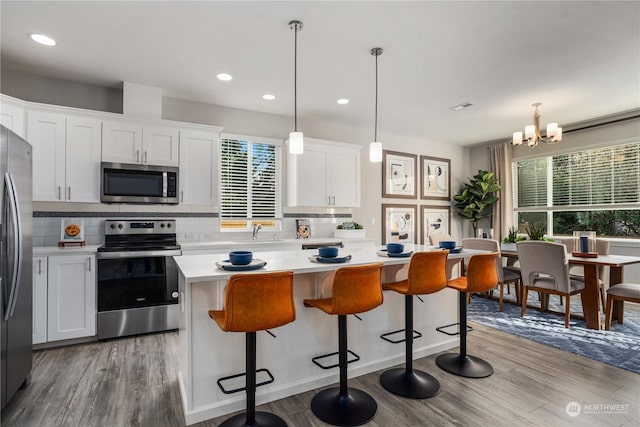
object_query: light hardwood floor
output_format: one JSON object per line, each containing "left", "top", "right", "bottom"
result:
{"left": 2, "top": 323, "right": 638, "bottom": 426}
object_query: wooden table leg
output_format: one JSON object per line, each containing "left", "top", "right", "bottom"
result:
{"left": 581, "top": 264, "right": 601, "bottom": 330}
{"left": 609, "top": 266, "right": 624, "bottom": 323}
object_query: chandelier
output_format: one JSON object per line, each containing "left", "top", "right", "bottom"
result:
{"left": 512, "top": 102, "right": 562, "bottom": 147}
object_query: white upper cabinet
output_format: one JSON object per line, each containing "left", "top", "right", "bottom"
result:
{"left": 102, "top": 121, "right": 179, "bottom": 166}
{"left": 287, "top": 138, "right": 361, "bottom": 207}
{"left": 179, "top": 129, "right": 220, "bottom": 205}
{"left": 0, "top": 95, "right": 26, "bottom": 138}
{"left": 27, "top": 111, "right": 101, "bottom": 202}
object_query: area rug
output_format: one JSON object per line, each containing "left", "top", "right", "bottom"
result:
{"left": 467, "top": 292, "right": 640, "bottom": 374}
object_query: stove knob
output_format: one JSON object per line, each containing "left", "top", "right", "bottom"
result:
{"left": 167, "top": 223, "right": 172, "bottom": 228}
{"left": 172, "top": 292, "right": 179, "bottom": 299}
{"left": 118, "top": 224, "right": 123, "bottom": 229}
{"left": 110, "top": 224, "right": 116, "bottom": 229}
{"left": 160, "top": 223, "right": 165, "bottom": 228}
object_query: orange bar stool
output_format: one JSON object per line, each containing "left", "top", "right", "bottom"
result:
{"left": 209, "top": 271, "right": 296, "bottom": 427}
{"left": 379, "top": 251, "right": 448, "bottom": 399}
{"left": 303, "top": 262, "right": 384, "bottom": 427}
{"left": 436, "top": 252, "right": 499, "bottom": 378}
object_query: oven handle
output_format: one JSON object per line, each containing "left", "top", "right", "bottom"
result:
{"left": 97, "top": 249, "right": 182, "bottom": 259}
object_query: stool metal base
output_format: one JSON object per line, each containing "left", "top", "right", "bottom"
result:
{"left": 219, "top": 410, "right": 288, "bottom": 427}
{"left": 379, "top": 368, "right": 440, "bottom": 399}
{"left": 310, "top": 387, "right": 377, "bottom": 426}
{"left": 435, "top": 353, "right": 493, "bottom": 378}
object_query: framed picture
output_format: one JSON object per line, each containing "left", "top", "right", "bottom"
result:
{"left": 296, "top": 219, "right": 311, "bottom": 239}
{"left": 421, "top": 205, "right": 451, "bottom": 245}
{"left": 60, "top": 218, "right": 84, "bottom": 242}
{"left": 382, "top": 150, "right": 417, "bottom": 199}
{"left": 382, "top": 204, "right": 417, "bottom": 244}
{"left": 421, "top": 156, "right": 451, "bottom": 200}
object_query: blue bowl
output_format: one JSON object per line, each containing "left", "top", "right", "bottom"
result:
{"left": 438, "top": 241, "right": 456, "bottom": 250}
{"left": 386, "top": 243, "right": 405, "bottom": 254}
{"left": 318, "top": 247, "right": 339, "bottom": 258}
{"left": 229, "top": 250, "right": 253, "bottom": 265}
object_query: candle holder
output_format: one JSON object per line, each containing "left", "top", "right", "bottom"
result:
{"left": 572, "top": 231, "right": 598, "bottom": 257}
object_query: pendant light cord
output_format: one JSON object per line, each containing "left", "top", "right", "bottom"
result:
{"left": 294, "top": 22, "right": 298, "bottom": 132}
{"left": 374, "top": 52, "right": 378, "bottom": 142}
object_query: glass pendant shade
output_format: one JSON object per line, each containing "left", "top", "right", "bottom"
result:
{"left": 369, "top": 141, "right": 383, "bottom": 162}
{"left": 512, "top": 131, "right": 523, "bottom": 145}
{"left": 289, "top": 131, "right": 304, "bottom": 154}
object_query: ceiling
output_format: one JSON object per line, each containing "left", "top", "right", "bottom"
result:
{"left": 1, "top": 1, "right": 638, "bottom": 146}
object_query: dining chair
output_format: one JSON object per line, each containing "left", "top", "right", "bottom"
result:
{"left": 429, "top": 233, "right": 461, "bottom": 280}
{"left": 604, "top": 283, "right": 640, "bottom": 330}
{"left": 516, "top": 241, "right": 586, "bottom": 328}
{"left": 462, "top": 238, "right": 521, "bottom": 311}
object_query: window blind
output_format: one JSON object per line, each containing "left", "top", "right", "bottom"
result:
{"left": 220, "top": 136, "right": 281, "bottom": 227}
{"left": 516, "top": 158, "right": 548, "bottom": 208}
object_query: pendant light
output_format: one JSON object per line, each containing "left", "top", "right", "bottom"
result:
{"left": 370, "top": 47, "right": 383, "bottom": 162}
{"left": 289, "top": 20, "right": 304, "bottom": 155}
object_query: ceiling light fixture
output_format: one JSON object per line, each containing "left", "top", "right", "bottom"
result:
{"left": 288, "top": 20, "right": 304, "bottom": 155}
{"left": 369, "top": 47, "right": 383, "bottom": 163}
{"left": 29, "top": 33, "right": 56, "bottom": 46}
{"left": 512, "top": 102, "right": 562, "bottom": 147}
{"left": 449, "top": 101, "right": 473, "bottom": 111}
{"left": 337, "top": 98, "right": 350, "bottom": 105}
{"left": 216, "top": 73, "right": 232, "bottom": 81}
{"left": 263, "top": 94, "right": 275, "bottom": 100}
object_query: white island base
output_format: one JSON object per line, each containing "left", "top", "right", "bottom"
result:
{"left": 175, "top": 245, "right": 474, "bottom": 425}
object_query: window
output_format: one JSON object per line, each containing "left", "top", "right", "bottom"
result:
{"left": 219, "top": 134, "right": 282, "bottom": 231}
{"left": 514, "top": 142, "right": 639, "bottom": 237}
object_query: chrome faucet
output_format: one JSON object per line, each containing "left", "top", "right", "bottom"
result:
{"left": 252, "top": 224, "right": 262, "bottom": 240}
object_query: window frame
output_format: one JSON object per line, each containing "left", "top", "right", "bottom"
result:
{"left": 219, "top": 133, "right": 283, "bottom": 233}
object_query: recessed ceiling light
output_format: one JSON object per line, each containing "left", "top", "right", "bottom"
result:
{"left": 29, "top": 33, "right": 56, "bottom": 46}
{"left": 262, "top": 94, "right": 275, "bottom": 100}
{"left": 337, "top": 99, "right": 350, "bottom": 105}
{"left": 216, "top": 73, "right": 232, "bottom": 81}
{"left": 449, "top": 101, "right": 473, "bottom": 111}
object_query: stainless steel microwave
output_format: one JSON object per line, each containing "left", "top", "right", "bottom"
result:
{"left": 101, "top": 162, "right": 179, "bottom": 204}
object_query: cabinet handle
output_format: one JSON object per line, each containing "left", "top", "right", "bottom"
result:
{"left": 38, "top": 259, "right": 42, "bottom": 275}
{"left": 328, "top": 196, "right": 331, "bottom": 205}
{"left": 332, "top": 196, "right": 336, "bottom": 205}
{"left": 181, "top": 191, "right": 184, "bottom": 203}
{"left": 137, "top": 150, "right": 140, "bottom": 163}
{"left": 68, "top": 186, "right": 71, "bottom": 200}
{"left": 58, "top": 186, "right": 61, "bottom": 200}
{"left": 144, "top": 151, "right": 148, "bottom": 163}
{"left": 88, "top": 257, "right": 92, "bottom": 272}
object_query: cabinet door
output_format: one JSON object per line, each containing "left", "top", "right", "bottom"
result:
{"left": 330, "top": 149, "right": 360, "bottom": 207}
{"left": 143, "top": 126, "right": 179, "bottom": 166}
{"left": 102, "top": 120, "right": 142, "bottom": 164}
{"left": 287, "top": 144, "right": 329, "bottom": 207}
{"left": 33, "top": 257, "right": 48, "bottom": 345}
{"left": 0, "top": 98, "right": 26, "bottom": 138}
{"left": 179, "top": 130, "right": 219, "bottom": 205}
{"left": 47, "top": 255, "right": 96, "bottom": 341}
{"left": 27, "top": 111, "right": 66, "bottom": 201}
{"left": 65, "top": 117, "right": 102, "bottom": 202}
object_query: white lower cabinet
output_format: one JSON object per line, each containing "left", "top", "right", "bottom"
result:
{"left": 34, "top": 254, "right": 96, "bottom": 344}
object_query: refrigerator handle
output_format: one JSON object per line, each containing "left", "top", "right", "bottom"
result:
{"left": 4, "top": 172, "right": 23, "bottom": 320}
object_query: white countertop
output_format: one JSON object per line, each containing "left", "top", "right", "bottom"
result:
{"left": 33, "top": 245, "right": 101, "bottom": 256}
{"left": 178, "top": 237, "right": 362, "bottom": 250}
{"left": 174, "top": 244, "right": 482, "bottom": 283}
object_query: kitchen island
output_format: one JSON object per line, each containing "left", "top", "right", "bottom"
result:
{"left": 174, "top": 244, "right": 481, "bottom": 425}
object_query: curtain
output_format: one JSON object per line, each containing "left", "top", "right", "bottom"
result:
{"left": 489, "top": 142, "right": 513, "bottom": 242}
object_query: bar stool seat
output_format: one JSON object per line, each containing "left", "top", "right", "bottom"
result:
{"left": 379, "top": 251, "right": 449, "bottom": 399}
{"left": 303, "top": 262, "right": 384, "bottom": 427}
{"left": 209, "top": 271, "right": 295, "bottom": 427}
{"left": 436, "top": 252, "right": 499, "bottom": 378}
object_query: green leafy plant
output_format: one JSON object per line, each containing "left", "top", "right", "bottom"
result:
{"left": 452, "top": 170, "right": 501, "bottom": 236}
{"left": 336, "top": 221, "right": 364, "bottom": 230}
{"left": 502, "top": 226, "right": 526, "bottom": 243}
{"left": 525, "top": 223, "right": 547, "bottom": 241}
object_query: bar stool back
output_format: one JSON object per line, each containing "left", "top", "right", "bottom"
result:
{"left": 209, "top": 271, "right": 295, "bottom": 427}
{"left": 380, "top": 251, "right": 448, "bottom": 398}
{"left": 436, "top": 252, "right": 499, "bottom": 378}
{"left": 303, "top": 262, "right": 384, "bottom": 426}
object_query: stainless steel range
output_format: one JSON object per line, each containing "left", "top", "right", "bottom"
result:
{"left": 96, "top": 219, "right": 181, "bottom": 340}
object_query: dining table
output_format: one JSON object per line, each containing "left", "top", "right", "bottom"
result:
{"left": 501, "top": 243, "right": 640, "bottom": 330}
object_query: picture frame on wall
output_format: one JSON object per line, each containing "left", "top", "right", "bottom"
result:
{"left": 420, "top": 155, "right": 451, "bottom": 200}
{"left": 421, "top": 205, "right": 451, "bottom": 245}
{"left": 382, "top": 150, "right": 417, "bottom": 199}
{"left": 382, "top": 204, "right": 417, "bottom": 245}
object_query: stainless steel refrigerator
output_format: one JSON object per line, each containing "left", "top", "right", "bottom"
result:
{"left": 0, "top": 125, "right": 33, "bottom": 410}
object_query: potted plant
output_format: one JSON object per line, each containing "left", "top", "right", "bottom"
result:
{"left": 452, "top": 169, "right": 501, "bottom": 237}
{"left": 334, "top": 221, "right": 366, "bottom": 239}
{"left": 524, "top": 223, "right": 554, "bottom": 241}
{"left": 502, "top": 226, "right": 526, "bottom": 243}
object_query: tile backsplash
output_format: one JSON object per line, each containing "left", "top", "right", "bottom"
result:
{"left": 32, "top": 214, "right": 352, "bottom": 246}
